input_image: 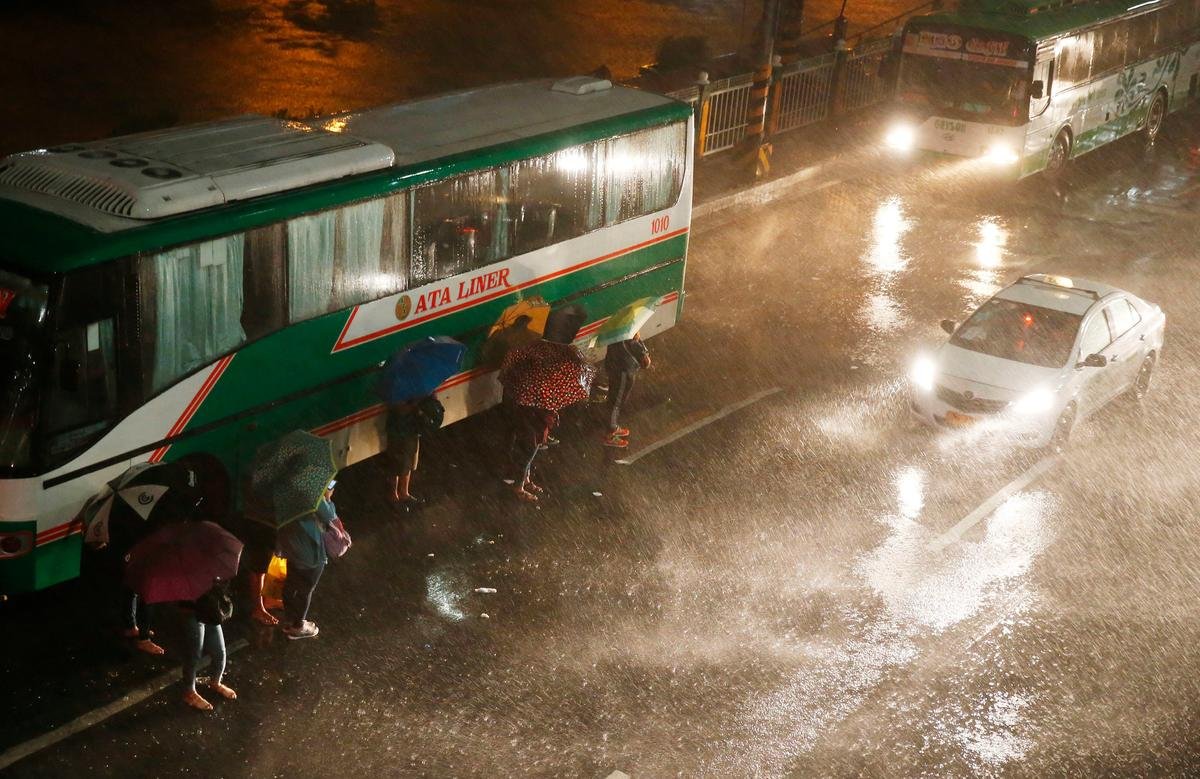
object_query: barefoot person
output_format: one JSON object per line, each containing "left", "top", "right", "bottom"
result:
{"left": 385, "top": 395, "right": 444, "bottom": 512}
{"left": 181, "top": 580, "right": 236, "bottom": 711}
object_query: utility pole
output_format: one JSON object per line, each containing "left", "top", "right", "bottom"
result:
{"left": 740, "top": 0, "right": 781, "bottom": 180}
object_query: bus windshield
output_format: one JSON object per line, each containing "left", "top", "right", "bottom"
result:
{"left": 0, "top": 270, "right": 48, "bottom": 471}
{"left": 898, "top": 55, "right": 1029, "bottom": 125}
{"left": 950, "top": 298, "right": 1081, "bottom": 368}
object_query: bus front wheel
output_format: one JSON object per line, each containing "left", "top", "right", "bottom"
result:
{"left": 1144, "top": 92, "right": 1166, "bottom": 144}
{"left": 1045, "top": 132, "right": 1071, "bottom": 179}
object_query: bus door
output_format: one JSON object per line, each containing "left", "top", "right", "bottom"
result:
{"left": 1028, "top": 46, "right": 1056, "bottom": 156}
{"left": 40, "top": 265, "right": 133, "bottom": 468}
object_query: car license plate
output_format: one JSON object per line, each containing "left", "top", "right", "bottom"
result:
{"left": 944, "top": 410, "right": 975, "bottom": 427}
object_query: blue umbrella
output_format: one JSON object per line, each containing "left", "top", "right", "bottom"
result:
{"left": 379, "top": 336, "right": 467, "bottom": 403}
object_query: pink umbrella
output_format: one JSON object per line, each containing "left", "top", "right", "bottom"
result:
{"left": 124, "top": 521, "right": 243, "bottom": 605}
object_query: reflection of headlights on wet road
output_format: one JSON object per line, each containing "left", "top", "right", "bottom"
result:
{"left": 885, "top": 124, "right": 916, "bottom": 152}
{"left": 909, "top": 355, "right": 937, "bottom": 392}
{"left": 1012, "top": 386, "right": 1055, "bottom": 415}
{"left": 983, "top": 142, "right": 1020, "bottom": 166}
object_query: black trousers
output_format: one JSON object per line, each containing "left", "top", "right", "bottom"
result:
{"left": 607, "top": 370, "right": 636, "bottom": 430}
{"left": 283, "top": 561, "right": 325, "bottom": 628}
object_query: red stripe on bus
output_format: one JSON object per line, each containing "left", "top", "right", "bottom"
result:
{"left": 36, "top": 521, "right": 81, "bottom": 546}
{"left": 149, "top": 354, "right": 235, "bottom": 463}
{"left": 331, "top": 228, "right": 689, "bottom": 353}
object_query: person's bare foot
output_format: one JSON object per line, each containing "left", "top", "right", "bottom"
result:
{"left": 262, "top": 597, "right": 284, "bottom": 611}
{"left": 122, "top": 628, "right": 155, "bottom": 639}
{"left": 209, "top": 681, "right": 237, "bottom": 700}
{"left": 525, "top": 481, "right": 544, "bottom": 494}
{"left": 183, "top": 690, "right": 213, "bottom": 711}
{"left": 513, "top": 487, "right": 538, "bottom": 503}
{"left": 135, "top": 638, "right": 165, "bottom": 656}
{"left": 252, "top": 609, "right": 279, "bottom": 626}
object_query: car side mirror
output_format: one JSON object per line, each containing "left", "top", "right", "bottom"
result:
{"left": 1078, "top": 353, "right": 1108, "bottom": 369}
{"left": 940, "top": 319, "right": 956, "bottom": 335}
{"left": 1031, "top": 80, "right": 1044, "bottom": 100}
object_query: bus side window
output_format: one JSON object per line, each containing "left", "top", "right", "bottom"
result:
{"left": 243, "top": 223, "right": 288, "bottom": 338}
{"left": 1057, "top": 34, "right": 1090, "bottom": 90}
{"left": 139, "top": 235, "right": 248, "bottom": 394}
{"left": 507, "top": 142, "right": 604, "bottom": 257}
{"left": 604, "top": 123, "right": 686, "bottom": 225}
{"left": 411, "top": 169, "right": 500, "bottom": 282}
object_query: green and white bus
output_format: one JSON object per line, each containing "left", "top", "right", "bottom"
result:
{"left": 884, "top": 0, "right": 1200, "bottom": 176}
{"left": 0, "top": 77, "right": 693, "bottom": 593}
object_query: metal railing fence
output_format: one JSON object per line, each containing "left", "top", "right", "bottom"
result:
{"left": 772, "top": 52, "right": 837, "bottom": 134}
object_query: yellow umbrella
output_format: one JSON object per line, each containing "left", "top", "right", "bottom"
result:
{"left": 488, "top": 297, "right": 551, "bottom": 338}
{"left": 593, "top": 296, "right": 662, "bottom": 347}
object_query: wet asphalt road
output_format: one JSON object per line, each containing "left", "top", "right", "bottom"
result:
{"left": 5, "top": 117, "right": 1200, "bottom": 777}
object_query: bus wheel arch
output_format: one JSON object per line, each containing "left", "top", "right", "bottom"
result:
{"left": 174, "top": 452, "right": 231, "bottom": 522}
{"left": 1045, "top": 128, "right": 1072, "bottom": 178}
{"left": 1144, "top": 89, "right": 1168, "bottom": 144}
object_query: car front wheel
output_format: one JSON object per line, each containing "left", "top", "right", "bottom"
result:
{"left": 1132, "top": 354, "right": 1155, "bottom": 401}
{"left": 1046, "top": 402, "right": 1076, "bottom": 455}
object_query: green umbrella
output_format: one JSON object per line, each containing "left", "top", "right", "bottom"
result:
{"left": 250, "top": 430, "right": 337, "bottom": 528}
{"left": 593, "top": 296, "right": 661, "bottom": 347}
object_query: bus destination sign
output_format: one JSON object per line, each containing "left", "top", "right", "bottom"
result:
{"left": 904, "top": 27, "right": 1030, "bottom": 68}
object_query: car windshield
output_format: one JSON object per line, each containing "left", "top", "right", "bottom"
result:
{"left": 950, "top": 298, "right": 1082, "bottom": 368}
{"left": 898, "top": 55, "right": 1028, "bottom": 125}
{"left": 0, "top": 269, "right": 48, "bottom": 471}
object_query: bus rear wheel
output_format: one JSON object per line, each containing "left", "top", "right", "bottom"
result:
{"left": 1045, "top": 132, "right": 1071, "bottom": 179}
{"left": 1144, "top": 92, "right": 1166, "bottom": 144}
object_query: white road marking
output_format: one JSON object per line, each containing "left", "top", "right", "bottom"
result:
{"left": 615, "top": 387, "right": 783, "bottom": 465}
{"left": 927, "top": 455, "right": 1058, "bottom": 551}
{"left": 0, "top": 637, "right": 249, "bottom": 771}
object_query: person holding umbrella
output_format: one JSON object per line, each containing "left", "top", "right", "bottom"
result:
{"left": 378, "top": 337, "right": 464, "bottom": 512}
{"left": 276, "top": 485, "right": 337, "bottom": 639}
{"left": 122, "top": 519, "right": 243, "bottom": 710}
{"left": 251, "top": 430, "right": 341, "bottom": 640}
{"left": 498, "top": 306, "right": 596, "bottom": 502}
{"left": 591, "top": 297, "right": 660, "bottom": 448}
{"left": 80, "top": 461, "right": 203, "bottom": 656}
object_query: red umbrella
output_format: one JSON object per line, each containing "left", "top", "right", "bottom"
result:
{"left": 499, "top": 340, "right": 597, "bottom": 412}
{"left": 124, "top": 521, "right": 243, "bottom": 605}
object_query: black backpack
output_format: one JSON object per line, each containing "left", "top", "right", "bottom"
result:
{"left": 415, "top": 396, "right": 445, "bottom": 435}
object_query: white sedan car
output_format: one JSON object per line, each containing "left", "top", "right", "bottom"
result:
{"left": 909, "top": 274, "right": 1166, "bottom": 449}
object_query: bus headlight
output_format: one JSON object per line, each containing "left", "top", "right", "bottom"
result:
{"left": 983, "top": 142, "right": 1019, "bottom": 165}
{"left": 885, "top": 124, "right": 916, "bottom": 152}
{"left": 909, "top": 355, "right": 937, "bottom": 393}
{"left": 1012, "top": 387, "right": 1055, "bottom": 415}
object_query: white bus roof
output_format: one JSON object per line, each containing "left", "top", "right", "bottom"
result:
{"left": 0, "top": 78, "right": 679, "bottom": 233}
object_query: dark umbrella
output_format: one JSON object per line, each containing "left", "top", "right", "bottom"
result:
{"left": 250, "top": 431, "right": 337, "bottom": 528}
{"left": 124, "top": 521, "right": 243, "bottom": 605}
{"left": 378, "top": 336, "right": 467, "bottom": 403}
{"left": 499, "top": 340, "right": 597, "bottom": 412}
{"left": 80, "top": 461, "right": 199, "bottom": 550}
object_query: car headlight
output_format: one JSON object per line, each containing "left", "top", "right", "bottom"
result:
{"left": 1012, "top": 386, "right": 1055, "bottom": 415}
{"left": 910, "top": 355, "right": 937, "bottom": 393}
{"left": 983, "top": 142, "right": 1019, "bottom": 165}
{"left": 885, "top": 124, "right": 916, "bottom": 152}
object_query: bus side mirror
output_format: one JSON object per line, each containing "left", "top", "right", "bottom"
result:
{"left": 1031, "top": 80, "right": 1044, "bottom": 99}
{"left": 940, "top": 319, "right": 956, "bottom": 335}
{"left": 1078, "top": 353, "right": 1108, "bottom": 369}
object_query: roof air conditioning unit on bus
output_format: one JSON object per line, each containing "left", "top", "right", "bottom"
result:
{"left": 551, "top": 76, "right": 612, "bottom": 95}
